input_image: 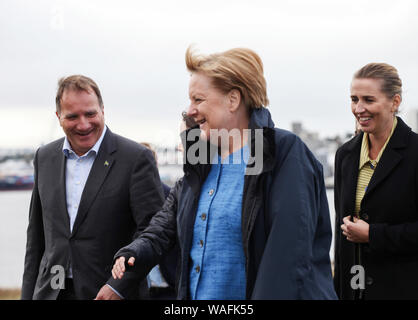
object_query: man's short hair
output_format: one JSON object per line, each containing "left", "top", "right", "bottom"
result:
{"left": 55, "top": 75, "right": 104, "bottom": 113}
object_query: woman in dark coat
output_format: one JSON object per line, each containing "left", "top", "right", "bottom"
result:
{"left": 334, "top": 62, "right": 418, "bottom": 300}
{"left": 111, "top": 46, "right": 336, "bottom": 300}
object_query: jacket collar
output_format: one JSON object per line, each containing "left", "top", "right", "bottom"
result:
{"left": 70, "top": 127, "right": 117, "bottom": 237}
{"left": 248, "top": 107, "right": 275, "bottom": 129}
{"left": 358, "top": 117, "right": 398, "bottom": 169}
{"left": 62, "top": 126, "right": 108, "bottom": 158}
{"left": 341, "top": 117, "right": 411, "bottom": 210}
{"left": 384, "top": 116, "right": 410, "bottom": 149}
{"left": 345, "top": 116, "right": 409, "bottom": 151}
{"left": 363, "top": 116, "right": 410, "bottom": 199}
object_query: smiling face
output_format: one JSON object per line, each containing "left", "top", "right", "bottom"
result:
{"left": 187, "top": 72, "right": 232, "bottom": 142}
{"left": 350, "top": 78, "right": 400, "bottom": 138}
{"left": 56, "top": 88, "right": 105, "bottom": 156}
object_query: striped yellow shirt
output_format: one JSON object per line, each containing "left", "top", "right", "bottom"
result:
{"left": 354, "top": 117, "right": 398, "bottom": 215}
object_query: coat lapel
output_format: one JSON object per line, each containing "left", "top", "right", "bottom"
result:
{"left": 70, "top": 129, "right": 116, "bottom": 237}
{"left": 363, "top": 117, "right": 409, "bottom": 200}
{"left": 340, "top": 134, "right": 362, "bottom": 217}
{"left": 56, "top": 140, "right": 71, "bottom": 236}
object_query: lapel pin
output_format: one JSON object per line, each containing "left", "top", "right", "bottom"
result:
{"left": 104, "top": 160, "right": 109, "bottom": 167}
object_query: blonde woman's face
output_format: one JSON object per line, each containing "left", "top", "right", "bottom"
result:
{"left": 187, "top": 72, "right": 231, "bottom": 142}
{"left": 350, "top": 78, "right": 399, "bottom": 137}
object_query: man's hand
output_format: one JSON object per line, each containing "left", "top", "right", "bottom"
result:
{"left": 341, "top": 216, "right": 369, "bottom": 243}
{"left": 94, "top": 284, "right": 123, "bottom": 300}
{"left": 112, "top": 256, "right": 136, "bottom": 280}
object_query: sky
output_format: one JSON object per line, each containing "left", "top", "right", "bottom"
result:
{"left": 1, "top": 0, "right": 418, "bottom": 149}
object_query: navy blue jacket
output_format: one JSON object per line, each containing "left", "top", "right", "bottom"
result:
{"left": 115, "top": 108, "right": 337, "bottom": 299}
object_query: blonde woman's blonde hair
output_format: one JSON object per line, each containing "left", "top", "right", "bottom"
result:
{"left": 185, "top": 46, "right": 269, "bottom": 109}
{"left": 354, "top": 63, "right": 402, "bottom": 100}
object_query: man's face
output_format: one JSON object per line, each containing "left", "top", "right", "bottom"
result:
{"left": 56, "top": 89, "right": 105, "bottom": 156}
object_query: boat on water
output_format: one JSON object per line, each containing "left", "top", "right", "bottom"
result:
{"left": 0, "top": 159, "right": 34, "bottom": 191}
{"left": 0, "top": 174, "right": 34, "bottom": 191}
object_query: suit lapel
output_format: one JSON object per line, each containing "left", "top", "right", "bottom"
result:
{"left": 55, "top": 140, "right": 72, "bottom": 236}
{"left": 70, "top": 129, "right": 116, "bottom": 237}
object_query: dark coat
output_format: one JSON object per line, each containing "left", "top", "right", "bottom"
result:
{"left": 158, "top": 183, "right": 178, "bottom": 289}
{"left": 333, "top": 117, "right": 418, "bottom": 300}
{"left": 21, "top": 128, "right": 164, "bottom": 300}
{"left": 115, "top": 108, "right": 337, "bottom": 299}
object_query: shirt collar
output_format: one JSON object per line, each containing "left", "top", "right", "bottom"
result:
{"left": 359, "top": 117, "right": 397, "bottom": 169}
{"left": 217, "top": 144, "right": 250, "bottom": 165}
{"left": 62, "top": 126, "right": 107, "bottom": 158}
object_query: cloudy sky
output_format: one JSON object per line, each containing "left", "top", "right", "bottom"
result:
{"left": 1, "top": 0, "right": 418, "bottom": 149}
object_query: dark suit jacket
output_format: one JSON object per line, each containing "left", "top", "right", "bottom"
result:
{"left": 21, "top": 127, "right": 164, "bottom": 300}
{"left": 333, "top": 117, "right": 418, "bottom": 299}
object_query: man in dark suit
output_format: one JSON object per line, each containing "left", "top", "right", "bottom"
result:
{"left": 21, "top": 75, "right": 164, "bottom": 300}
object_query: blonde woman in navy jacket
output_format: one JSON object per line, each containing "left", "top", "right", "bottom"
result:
{"left": 110, "top": 46, "right": 337, "bottom": 300}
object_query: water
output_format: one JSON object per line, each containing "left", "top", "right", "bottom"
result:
{"left": 0, "top": 186, "right": 336, "bottom": 288}
{"left": 0, "top": 190, "right": 31, "bottom": 288}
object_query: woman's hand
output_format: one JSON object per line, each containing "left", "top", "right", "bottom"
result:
{"left": 112, "top": 256, "right": 136, "bottom": 280}
{"left": 341, "top": 216, "right": 369, "bottom": 243}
